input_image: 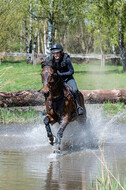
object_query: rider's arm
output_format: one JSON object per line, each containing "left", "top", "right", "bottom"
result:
{"left": 58, "top": 58, "right": 74, "bottom": 76}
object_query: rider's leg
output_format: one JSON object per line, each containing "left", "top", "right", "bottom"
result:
{"left": 74, "top": 90, "right": 84, "bottom": 115}
{"left": 43, "top": 116, "right": 55, "bottom": 145}
{"left": 65, "top": 77, "right": 84, "bottom": 115}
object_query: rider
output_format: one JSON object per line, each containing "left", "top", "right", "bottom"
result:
{"left": 43, "top": 43, "right": 84, "bottom": 115}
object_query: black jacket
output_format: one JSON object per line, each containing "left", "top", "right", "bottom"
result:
{"left": 43, "top": 53, "right": 74, "bottom": 79}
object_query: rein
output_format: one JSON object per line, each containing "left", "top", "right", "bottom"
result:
{"left": 42, "top": 65, "right": 71, "bottom": 102}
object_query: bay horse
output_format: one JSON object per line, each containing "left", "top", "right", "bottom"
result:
{"left": 41, "top": 63, "right": 86, "bottom": 153}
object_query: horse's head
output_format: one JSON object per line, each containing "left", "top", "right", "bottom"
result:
{"left": 41, "top": 66, "right": 58, "bottom": 98}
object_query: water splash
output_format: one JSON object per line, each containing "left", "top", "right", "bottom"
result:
{"left": 86, "top": 105, "right": 126, "bottom": 145}
{"left": 0, "top": 105, "right": 126, "bottom": 152}
{"left": 0, "top": 123, "right": 48, "bottom": 151}
{"left": 59, "top": 105, "right": 126, "bottom": 152}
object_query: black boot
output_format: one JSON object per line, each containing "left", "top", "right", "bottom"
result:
{"left": 74, "top": 91, "right": 84, "bottom": 115}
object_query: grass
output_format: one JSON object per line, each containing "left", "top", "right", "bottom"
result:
{"left": 102, "top": 102, "right": 126, "bottom": 123}
{"left": 74, "top": 61, "right": 125, "bottom": 90}
{"left": 91, "top": 146, "right": 126, "bottom": 190}
{"left": 0, "top": 107, "right": 42, "bottom": 125}
{"left": 0, "top": 60, "right": 126, "bottom": 91}
{"left": 0, "top": 61, "right": 42, "bottom": 91}
{"left": 103, "top": 102, "right": 125, "bottom": 115}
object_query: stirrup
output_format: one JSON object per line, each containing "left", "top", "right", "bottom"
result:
{"left": 77, "top": 106, "right": 84, "bottom": 115}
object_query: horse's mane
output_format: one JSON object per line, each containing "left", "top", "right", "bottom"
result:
{"left": 41, "top": 59, "right": 55, "bottom": 69}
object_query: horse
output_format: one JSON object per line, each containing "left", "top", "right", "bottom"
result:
{"left": 41, "top": 63, "right": 86, "bottom": 153}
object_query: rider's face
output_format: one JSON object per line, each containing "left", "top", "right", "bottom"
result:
{"left": 53, "top": 52, "right": 61, "bottom": 60}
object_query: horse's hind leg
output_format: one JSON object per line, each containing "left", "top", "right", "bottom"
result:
{"left": 43, "top": 116, "right": 55, "bottom": 146}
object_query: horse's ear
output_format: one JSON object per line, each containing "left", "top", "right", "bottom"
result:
{"left": 41, "top": 58, "right": 46, "bottom": 68}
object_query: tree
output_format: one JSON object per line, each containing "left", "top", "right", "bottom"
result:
{"left": 87, "top": 0, "right": 126, "bottom": 71}
{"left": 0, "top": 0, "right": 22, "bottom": 52}
{"left": 39, "top": 0, "right": 88, "bottom": 55}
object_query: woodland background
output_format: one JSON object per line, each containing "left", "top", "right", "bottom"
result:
{"left": 0, "top": 0, "right": 126, "bottom": 70}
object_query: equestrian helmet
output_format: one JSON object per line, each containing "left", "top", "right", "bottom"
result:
{"left": 50, "top": 43, "right": 63, "bottom": 53}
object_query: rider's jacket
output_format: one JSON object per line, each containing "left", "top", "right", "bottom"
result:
{"left": 43, "top": 53, "right": 74, "bottom": 79}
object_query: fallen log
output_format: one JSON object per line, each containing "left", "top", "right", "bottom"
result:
{"left": 80, "top": 89, "right": 126, "bottom": 103}
{"left": 0, "top": 89, "right": 126, "bottom": 107}
{"left": 0, "top": 90, "right": 45, "bottom": 107}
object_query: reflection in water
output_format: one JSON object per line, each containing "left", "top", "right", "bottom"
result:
{"left": 0, "top": 105, "right": 126, "bottom": 189}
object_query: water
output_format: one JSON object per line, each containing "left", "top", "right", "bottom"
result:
{"left": 0, "top": 105, "right": 126, "bottom": 190}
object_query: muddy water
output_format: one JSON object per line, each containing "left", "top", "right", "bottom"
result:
{"left": 0, "top": 105, "right": 126, "bottom": 190}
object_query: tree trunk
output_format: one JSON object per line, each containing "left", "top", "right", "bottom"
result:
{"left": 46, "top": 19, "right": 53, "bottom": 56}
{"left": 119, "top": 18, "right": 126, "bottom": 72}
{"left": 24, "top": 19, "right": 31, "bottom": 64}
{"left": 43, "top": 21, "right": 47, "bottom": 54}
{"left": 1, "top": 89, "right": 126, "bottom": 108}
{"left": 46, "top": 0, "right": 54, "bottom": 56}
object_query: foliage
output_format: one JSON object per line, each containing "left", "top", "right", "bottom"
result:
{"left": 1, "top": 0, "right": 125, "bottom": 55}
{"left": 0, "top": 0, "right": 126, "bottom": 56}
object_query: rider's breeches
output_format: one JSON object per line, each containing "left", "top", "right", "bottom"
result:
{"left": 64, "top": 76, "right": 78, "bottom": 93}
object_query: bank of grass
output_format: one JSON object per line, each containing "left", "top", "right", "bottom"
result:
{"left": 0, "top": 60, "right": 126, "bottom": 91}
{"left": 0, "top": 61, "right": 42, "bottom": 91}
{"left": 103, "top": 102, "right": 126, "bottom": 123}
{"left": 0, "top": 107, "right": 42, "bottom": 125}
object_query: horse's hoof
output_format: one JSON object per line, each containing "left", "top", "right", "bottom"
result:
{"left": 53, "top": 148, "right": 61, "bottom": 154}
{"left": 48, "top": 136, "right": 56, "bottom": 146}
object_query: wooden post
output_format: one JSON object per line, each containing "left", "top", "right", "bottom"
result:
{"left": 101, "top": 54, "right": 105, "bottom": 67}
{"left": 0, "top": 58, "right": 1, "bottom": 65}
{"left": 32, "top": 50, "right": 36, "bottom": 66}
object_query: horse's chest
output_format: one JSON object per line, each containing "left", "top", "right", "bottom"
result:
{"left": 52, "top": 98, "right": 65, "bottom": 115}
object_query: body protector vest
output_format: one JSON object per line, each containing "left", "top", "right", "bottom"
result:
{"left": 42, "top": 53, "right": 69, "bottom": 69}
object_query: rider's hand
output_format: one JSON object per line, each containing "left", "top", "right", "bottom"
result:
{"left": 57, "top": 70, "right": 63, "bottom": 76}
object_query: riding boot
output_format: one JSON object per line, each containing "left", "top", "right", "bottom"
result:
{"left": 74, "top": 91, "right": 84, "bottom": 115}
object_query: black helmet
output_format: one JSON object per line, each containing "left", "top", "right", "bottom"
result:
{"left": 50, "top": 43, "right": 63, "bottom": 53}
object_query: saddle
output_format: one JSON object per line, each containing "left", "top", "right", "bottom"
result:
{"left": 64, "top": 84, "right": 75, "bottom": 99}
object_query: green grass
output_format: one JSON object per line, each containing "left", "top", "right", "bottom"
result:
{"left": 73, "top": 61, "right": 125, "bottom": 90}
{"left": 90, "top": 146, "right": 126, "bottom": 190}
{"left": 103, "top": 102, "right": 125, "bottom": 115}
{"left": 0, "top": 107, "right": 42, "bottom": 125}
{"left": 0, "top": 61, "right": 42, "bottom": 91}
{"left": 0, "top": 60, "right": 126, "bottom": 92}
{"left": 102, "top": 102, "right": 126, "bottom": 123}
{"left": 91, "top": 167, "right": 126, "bottom": 190}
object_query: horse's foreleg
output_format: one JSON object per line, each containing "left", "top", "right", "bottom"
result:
{"left": 43, "top": 116, "right": 55, "bottom": 146}
{"left": 54, "top": 117, "right": 68, "bottom": 153}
